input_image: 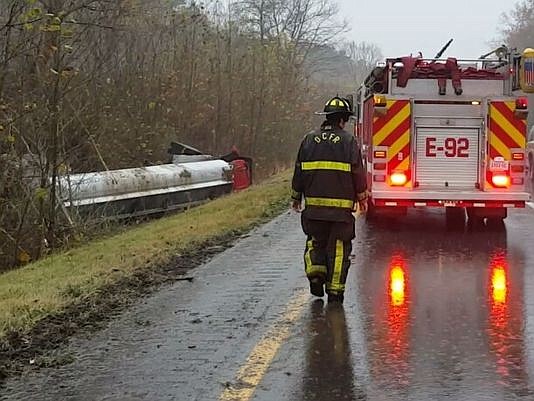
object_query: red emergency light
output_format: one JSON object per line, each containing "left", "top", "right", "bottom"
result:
{"left": 516, "top": 97, "right": 528, "bottom": 110}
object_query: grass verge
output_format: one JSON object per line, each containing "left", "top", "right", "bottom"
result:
{"left": 0, "top": 171, "right": 291, "bottom": 380}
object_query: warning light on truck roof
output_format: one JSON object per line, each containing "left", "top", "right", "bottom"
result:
{"left": 373, "top": 95, "right": 387, "bottom": 107}
{"left": 516, "top": 97, "right": 528, "bottom": 110}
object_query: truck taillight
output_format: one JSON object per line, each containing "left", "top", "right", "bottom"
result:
{"left": 374, "top": 175, "right": 386, "bottom": 182}
{"left": 374, "top": 163, "right": 387, "bottom": 170}
{"left": 374, "top": 150, "right": 387, "bottom": 159}
{"left": 492, "top": 174, "right": 510, "bottom": 188}
{"left": 390, "top": 172, "right": 407, "bottom": 186}
{"left": 512, "top": 152, "right": 525, "bottom": 161}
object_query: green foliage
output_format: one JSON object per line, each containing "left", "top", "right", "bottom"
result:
{"left": 34, "top": 187, "right": 48, "bottom": 201}
{"left": 19, "top": 2, "right": 43, "bottom": 31}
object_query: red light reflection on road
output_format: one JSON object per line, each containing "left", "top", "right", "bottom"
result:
{"left": 385, "top": 255, "right": 410, "bottom": 382}
{"left": 390, "top": 262, "right": 406, "bottom": 307}
{"left": 488, "top": 250, "right": 528, "bottom": 391}
{"left": 368, "top": 254, "right": 411, "bottom": 387}
{"left": 487, "top": 250, "right": 526, "bottom": 386}
{"left": 491, "top": 265, "right": 507, "bottom": 305}
{"left": 489, "top": 252, "right": 509, "bottom": 329}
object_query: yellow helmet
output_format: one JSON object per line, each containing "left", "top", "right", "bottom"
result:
{"left": 316, "top": 96, "right": 353, "bottom": 116}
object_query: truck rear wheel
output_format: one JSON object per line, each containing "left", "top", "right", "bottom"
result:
{"left": 486, "top": 217, "right": 506, "bottom": 230}
{"left": 445, "top": 207, "right": 466, "bottom": 229}
{"left": 467, "top": 207, "right": 507, "bottom": 229}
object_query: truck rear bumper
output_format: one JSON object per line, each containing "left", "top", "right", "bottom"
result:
{"left": 372, "top": 190, "right": 530, "bottom": 208}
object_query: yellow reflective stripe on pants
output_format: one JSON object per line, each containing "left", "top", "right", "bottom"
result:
{"left": 305, "top": 239, "right": 327, "bottom": 277}
{"left": 328, "top": 240, "right": 345, "bottom": 293}
{"left": 305, "top": 239, "right": 313, "bottom": 272}
{"left": 306, "top": 197, "right": 354, "bottom": 209}
{"left": 301, "top": 161, "right": 351, "bottom": 172}
{"left": 307, "top": 265, "right": 327, "bottom": 277}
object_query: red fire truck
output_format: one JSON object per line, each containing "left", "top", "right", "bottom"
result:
{"left": 355, "top": 46, "right": 533, "bottom": 223}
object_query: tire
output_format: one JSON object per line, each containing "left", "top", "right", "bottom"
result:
{"left": 445, "top": 207, "right": 466, "bottom": 230}
{"left": 487, "top": 216, "right": 505, "bottom": 228}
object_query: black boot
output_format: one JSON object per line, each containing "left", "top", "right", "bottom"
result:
{"left": 327, "top": 292, "right": 344, "bottom": 304}
{"left": 309, "top": 277, "right": 325, "bottom": 297}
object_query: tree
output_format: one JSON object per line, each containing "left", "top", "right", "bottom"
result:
{"left": 501, "top": 0, "right": 534, "bottom": 50}
{"left": 346, "top": 41, "right": 383, "bottom": 87}
{"left": 501, "top": 0, "right": 534, "bottom": 128}
{"left": 0, "top": 0, "right": 381, "bottom": 270}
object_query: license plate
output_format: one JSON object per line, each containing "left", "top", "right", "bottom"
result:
{"left": 490, "top": 160, "right": 509, "bottom": 171}
{"left": 443, "top": 201, "right": 458, "bottom": 207}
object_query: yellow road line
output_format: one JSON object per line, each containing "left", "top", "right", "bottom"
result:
{"left": 219, "top": 290, "right": 310, "bottom": 401}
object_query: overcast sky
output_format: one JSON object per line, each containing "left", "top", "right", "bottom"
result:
{"left": 335, "top": 0, "right": 511, "bottom": 59}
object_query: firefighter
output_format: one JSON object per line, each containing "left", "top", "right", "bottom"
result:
{"left": 291, "top": 96, "right": 368, "bottom": 304}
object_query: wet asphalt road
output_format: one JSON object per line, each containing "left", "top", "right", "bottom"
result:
{"left": 3, "top": 207, "right": 534, "bottom": 401}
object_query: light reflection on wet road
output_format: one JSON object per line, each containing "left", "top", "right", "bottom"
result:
{"left": 3, "top": 208, "right": 534, "bottom": 401}
{"left": 345, "top": 210, "right": 533, "bottom": 401}
{"left": 284, "top": 208, "right": 534, "bottom": 401}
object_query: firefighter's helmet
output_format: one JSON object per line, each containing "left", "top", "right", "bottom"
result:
{"left": 316, "top": 96, "right": 353, "bottom": 116}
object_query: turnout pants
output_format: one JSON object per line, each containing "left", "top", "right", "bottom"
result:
{"left": 301, "top": 217, "right": 354, "bottom": 295}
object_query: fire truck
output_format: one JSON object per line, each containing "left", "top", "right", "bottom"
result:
{"left": 355, "top": 45, "right": 534, "bottom": 223}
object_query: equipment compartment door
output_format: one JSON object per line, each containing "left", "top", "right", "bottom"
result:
{"left": 415, "top": 128, "right": 480, "bottom": 189}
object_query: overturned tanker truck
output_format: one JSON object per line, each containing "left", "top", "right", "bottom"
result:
{"left": 57, "top": 143, "right": 252, "bottom": 220}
